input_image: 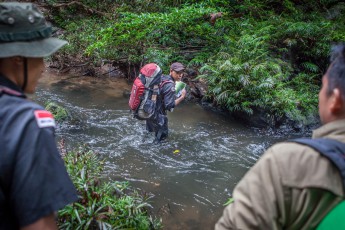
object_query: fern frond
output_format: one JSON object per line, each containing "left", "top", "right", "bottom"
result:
{"left": 301, "top": 62, "right": 319, "bottom": 73}
{"left": 239, "top": 75, "right": 250, "bottom": 86}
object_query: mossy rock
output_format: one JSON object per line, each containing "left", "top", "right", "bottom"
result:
{"left": 45, "top": 102, "right": 69, "bottom": 122}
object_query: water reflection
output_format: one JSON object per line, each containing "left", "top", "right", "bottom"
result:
{"left": 33, "top": 73, "right": 304, "bottom": 229}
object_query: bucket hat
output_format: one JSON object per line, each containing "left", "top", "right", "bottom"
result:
{"left": 0, "top": 2, "right": 67, "bottom": 58}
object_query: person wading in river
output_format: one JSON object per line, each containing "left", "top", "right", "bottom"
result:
{"left": 215, "top": 43, "right": 345, "bottom": 230}
{"left": 146, "top": 62, "right": 187, "bottom": 143}
{"left": 0, "top": 2, "right": 77, "bottom": 229}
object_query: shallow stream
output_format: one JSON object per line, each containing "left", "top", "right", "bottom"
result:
{"left": 32, "top": 72, "right": 308, "bottom": 229}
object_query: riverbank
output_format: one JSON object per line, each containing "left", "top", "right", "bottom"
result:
{"left": 47, "top": 64, "right": 320, "bottom": 133}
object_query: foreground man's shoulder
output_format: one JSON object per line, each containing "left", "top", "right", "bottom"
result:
{"left": 264, "top": 141, "right": 321, "bottom": 171}
{"left": 267, "top": 141, "right": 320, "bottom": 157}
{"left": 265, "top": 141, "right": 342, "bottom": 191}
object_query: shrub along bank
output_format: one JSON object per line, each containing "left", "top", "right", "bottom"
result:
{"left": 57, "top": 144, "right": 162, "bottom": 229}
{"left": 42, "top": 0, "right": 345, "bottom": 126}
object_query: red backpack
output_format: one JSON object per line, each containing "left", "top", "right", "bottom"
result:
{"left": 129, "top": 63, "right": 162, "bottom": 120}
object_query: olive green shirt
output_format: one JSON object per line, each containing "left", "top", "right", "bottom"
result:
{"left": 215, "top": 119, "right": 345, "bottom": 230}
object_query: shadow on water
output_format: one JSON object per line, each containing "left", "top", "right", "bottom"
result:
{"left": 32, "top": 72, "right": 310, "bottom": 229}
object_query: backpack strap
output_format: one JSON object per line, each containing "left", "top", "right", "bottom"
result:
{"left": 0, "top": 85, "right": 24, "bottom": 97}
{"left": 158, "top": 79, "right": 174, "bottom": 111}
{"left": 289, "top": 138, "right": 345, "bottom": 229}
{"left": 151, "top": 84, "right": 159, "bottom": 102}
{"left": 160, "top": 79, "right": 174, "bottom": 88}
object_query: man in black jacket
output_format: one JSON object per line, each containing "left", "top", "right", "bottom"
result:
{"left": 0, "top": 3, "right": 77, "bottom": 229}
{"left": 146, "top": 62, "right": 187, "bottom": 142}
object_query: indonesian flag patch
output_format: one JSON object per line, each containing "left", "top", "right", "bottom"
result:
{"left": 34, "top": 110, "right": 56, "bottom": 128}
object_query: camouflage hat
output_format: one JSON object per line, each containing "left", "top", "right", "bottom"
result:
{"left": 170, "top": 62, "right": 185, "bottom": 72}
{"left": 0, "top": 2, "right": 67, "bottom": 58}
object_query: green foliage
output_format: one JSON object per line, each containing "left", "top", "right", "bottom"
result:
{"left": 45, "top": 0, "right": 345, "bottom": 124}
{"left": 274, "top": 20, "right": 332, "bottom": 72}
{"left": 224, "top": 197, "right": 234, "bottom": 206}
{"left": 200, "top": 18, "right": 320, "bottom": 123}
{"left": 197, "top": 0, "right": 345, "bottom": 123}
{"left": 45, "top": 102, "right": 69, "bottom": 122}
{"left": 58, "top": 145, "right": 161, "bottom": 229}
{"left": 85, "top": 5, "right": 220, "bottom": 69}
{"left": 239, "top": 0, "right": 341, "bottom": 17}
{"left": 107, "top": 0, "right": 231, "bottom": 12}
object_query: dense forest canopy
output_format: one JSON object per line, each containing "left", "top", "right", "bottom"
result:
{"left": 39, "top": 0, "right": 345, "bottom": 125}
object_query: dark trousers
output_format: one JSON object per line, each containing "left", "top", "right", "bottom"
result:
{"left": 146, "top": 115, "right": 168, "bottom": 141}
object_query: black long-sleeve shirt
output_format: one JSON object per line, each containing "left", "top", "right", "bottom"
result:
{"left": 0, "top": 75, "right": 77, "bottom": 229}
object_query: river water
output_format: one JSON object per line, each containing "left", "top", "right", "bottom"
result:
{"left": 32, "top": 72, "right": 310, "bottom": 229}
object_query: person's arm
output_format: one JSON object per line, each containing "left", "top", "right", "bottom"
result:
{"left": 215, "top": 147, "right": 284, "bottom": 230}
{"left": 161, "top": 82, "right": 176, "bottom": 111}
{"left": 175, "top": 88, "right": 186, "bottom": 106}
{"left": 21, "top": 214, "right": 57, "bottom": 230}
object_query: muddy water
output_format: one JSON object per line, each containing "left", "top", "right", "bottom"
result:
{"left": 32, "top": 71, "right": 305, "bottom": 230}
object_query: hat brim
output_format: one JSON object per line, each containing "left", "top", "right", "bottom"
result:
{"left": 0, "top": 37, "right": 67, "bottom": 58}
{"left": 173, "top": 67, "right": 185, "bottom": 72}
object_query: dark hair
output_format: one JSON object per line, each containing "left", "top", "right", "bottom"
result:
{"left": 326, "top": 43, "right": 345, "bottom": 97}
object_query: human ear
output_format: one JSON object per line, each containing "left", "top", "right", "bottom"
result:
{"left": 330, "top": 88, "right": 343, "bottom": 113}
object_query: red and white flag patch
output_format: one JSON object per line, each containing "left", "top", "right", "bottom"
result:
{"left": 34, "top": 110, "right": 56, "bottom": 128}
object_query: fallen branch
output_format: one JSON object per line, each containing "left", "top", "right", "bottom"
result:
{"left": 66, "top": 62, "right": 90, "bottom": 68}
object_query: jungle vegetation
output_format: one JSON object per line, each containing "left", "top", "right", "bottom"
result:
{"left": 40, "top": 0, "right": 345, "bottom": 125}
{"left": 57, "top": 142, "right": 161, "bottom": 229}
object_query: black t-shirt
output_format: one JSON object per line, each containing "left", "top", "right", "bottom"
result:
{"left": 0, "top": 76, "right": 78, "bottom": 229}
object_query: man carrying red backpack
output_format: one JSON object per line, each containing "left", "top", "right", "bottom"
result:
{"left": 146, "top": 62, "right": 187, "bottom": 143}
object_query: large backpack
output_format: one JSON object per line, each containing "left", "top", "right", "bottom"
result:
{"left": 289, "top": 138, "right": 345, "bottom": 229}
{"left": 129, "top": 63, "right": 162, "bottom": 120}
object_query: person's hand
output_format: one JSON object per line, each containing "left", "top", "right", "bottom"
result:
{"left": 180, "top": 88, "right": 187, "bottom": 99}
{"left": 175, "top": 88, "right": 187, "bottom": 106}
